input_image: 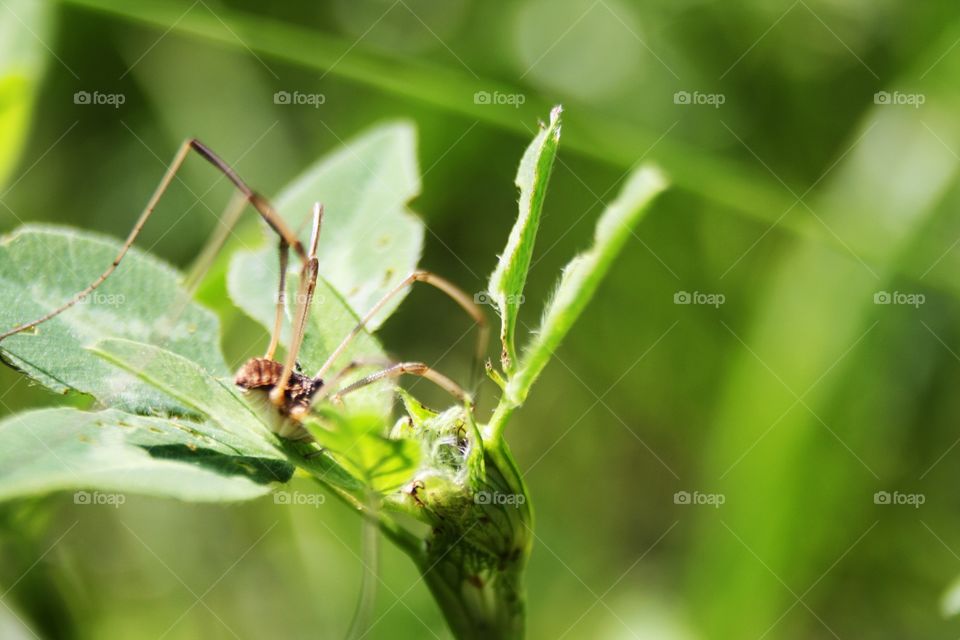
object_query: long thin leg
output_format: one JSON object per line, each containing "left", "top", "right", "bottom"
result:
{"left": 329, "top": 361, "right": 470, "bottom": 406}
{"left": 313, "top": 271, "right": 489, "bottom": 385}
{"left": 322, "top": 356, "right": 394, "bottom": 389}
{"left": 269, "top": 204, "right": 323, "bottom": 407}
{"left": 265, "top": 238, "right": 289, "bottom": 360}
{"left": 264, "top": 202, "right": 327, "bottom": 358}
{"left": 188, "top": 140, "right": 307, "bottom": 261}
{"left": 0, "top": 138, "right": 306, "bottom": 342}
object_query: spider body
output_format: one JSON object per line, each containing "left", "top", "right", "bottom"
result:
{"left": 235, "top": 357, "right": 322, "bottom": 415}
{"left": 0, "top": 138, "right": 484, "bottom": 440}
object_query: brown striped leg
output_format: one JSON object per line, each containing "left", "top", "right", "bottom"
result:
{"left": 328, "top": 361, "right": 470, "bottom": 406}
{"left": 313, "top": 271, "right": 488, "bottom": 388}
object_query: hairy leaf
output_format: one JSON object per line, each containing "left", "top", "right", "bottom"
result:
{"left": 0, "top": 407, "right": 292, "bottom": 503}
{"left": 92, "top": 337, "right": 372, "bottom": 499}
{"left": 506, "top": 165, "right": 667, "bottom": 406}
{"left": 0, "top": 226, "right": 228, "bottom": 413}
{"left": 91, "top": 338, "right": 277, "bottom": 456}
{"left": 488, "top": 106, "right": 562, "bottom": 373}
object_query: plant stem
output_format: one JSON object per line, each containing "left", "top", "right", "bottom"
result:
{"left": 419, "top": 551, "right": 526, "bottom": 640}
{"left": 415, "top": 438, "right": 532, "bottom": 638}
{"left": 485, "top": 402, "right": 517, "bottom": 443}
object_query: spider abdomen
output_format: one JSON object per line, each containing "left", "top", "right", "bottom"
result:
{"left": 235, "top": 357, "right": 322, "bottom": 439}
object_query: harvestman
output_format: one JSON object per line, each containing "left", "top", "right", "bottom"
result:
{"left": 0, "top": 139, "right": 488, "bottom": 440}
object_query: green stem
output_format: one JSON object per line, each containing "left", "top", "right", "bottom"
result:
{"left": 417, "top": 439, "right": 532, "bottom": 639}
{"left": 419, "top": 552, "right": 526, "bottom": 640}
{"left": 485, "top": 401, "right": 517, "bottom": 443}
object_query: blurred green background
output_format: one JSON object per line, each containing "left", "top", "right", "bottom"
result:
{"left": 3, "top": 0, "right": 960, "bottom": 638}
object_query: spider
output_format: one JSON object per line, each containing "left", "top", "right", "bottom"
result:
{"left": 0, "top": 139, "right": 488, "bottom": 439}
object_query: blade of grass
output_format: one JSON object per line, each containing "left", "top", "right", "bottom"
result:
{"left": 58, "top": 0, "right": 792, "bottom": 230}
{"left": 59, "top": 0, "right": 960, "bottom": 305}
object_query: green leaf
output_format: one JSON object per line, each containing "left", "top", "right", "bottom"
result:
{"left": 0, "top": 226, "right": 228, "bottom": 413}
{"left": 89, "top": 338, "right": 394, "bottom": 501}
{"left": 89, "top": 337, "right": 377, "bottom": 501}
{"left": 90, "top": 338, "right": 277, "bottom": 456}
{"left": 231, "top": 121, "right": 423, "bottom": 330}
{"left": 305, "top": 409, "right": 421, "bottom": 495}
{"left": 0, "top": 407, "right": 292, "bottom": 503}
{"left": 506, "top": 165, "right": 667, "bottom": 407}
{"left": 488, "top": 106, "right": 562, "bottom": 374}
{"left": 0, "top": 0, "right": 50, "bottom": 189}
{"left": 396, "top": 387, "right": 440, "bottom": 428}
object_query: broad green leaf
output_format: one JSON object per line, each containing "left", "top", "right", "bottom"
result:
{"left": 488, "top": 106, "right": 562, "bottom": 373}
{"left": 90, "top": 338, "right": 277, "bottom": 456}
{"left": 90, "top": 337, "right": 376, "bottom": 500}
{"left": 305, "top": 409, "right": 421, "bottom": 495}
{"left": 0, "top": 0, "right": 50, "bottom": 189}
{"left": 280, "top": 441, "right": 367, "bottom": 497}
{"left": 0, "top": 407, "right": 292, "bottom": 503}
{"left": 232, "top": 121, "right": 423, "bottom": 330}
{"left": 505, "top": 165, "right": 667, "bottom": 407}
{"left": 0, "top": 226, "right": 228, "bottom": 413}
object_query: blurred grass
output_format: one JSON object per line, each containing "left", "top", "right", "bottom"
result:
{"left": 4, "top": 1, "right": 960, "bottom": 638}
